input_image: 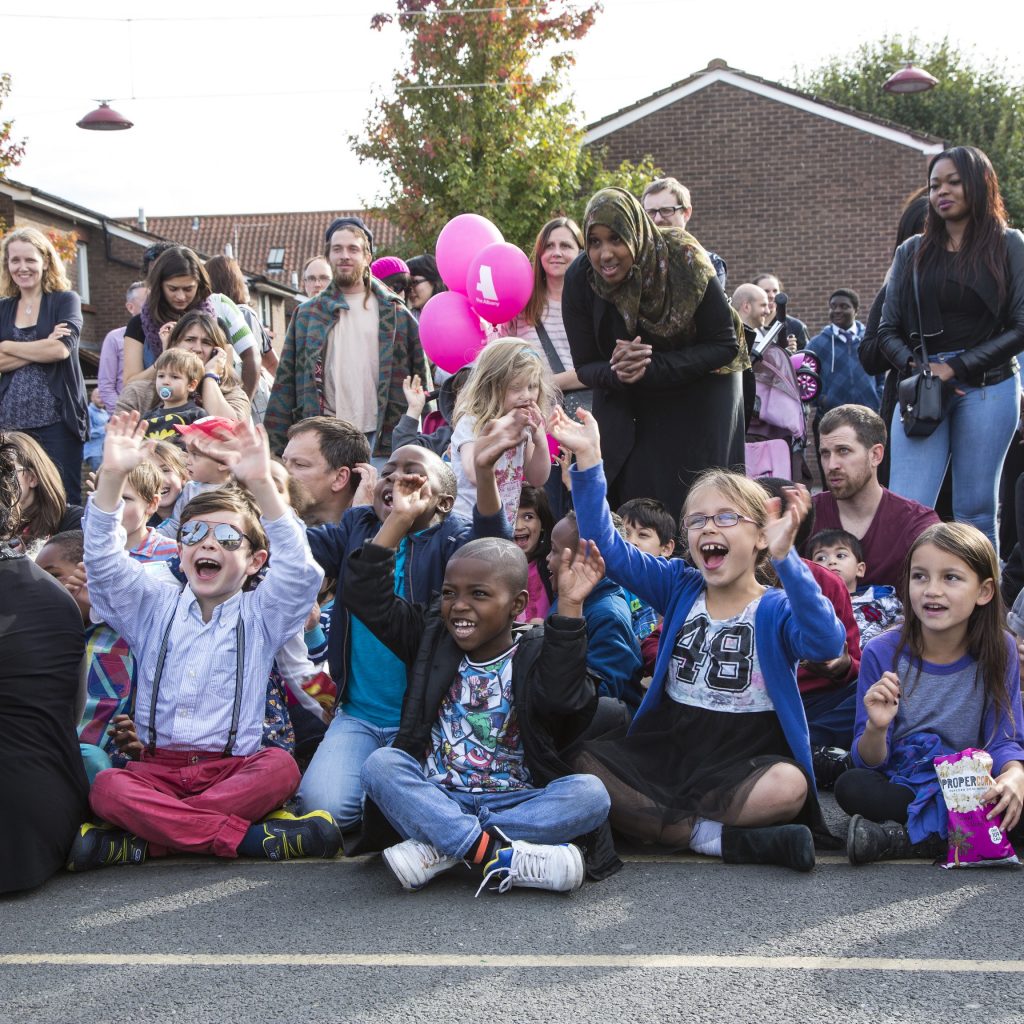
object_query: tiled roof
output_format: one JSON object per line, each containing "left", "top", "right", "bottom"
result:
{"left": 123, "top": 210, "right": 403, "bottom": 286}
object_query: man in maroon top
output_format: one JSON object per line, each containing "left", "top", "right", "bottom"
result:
{"left": 809, "top": 405, "right": 939, "bottom": 590}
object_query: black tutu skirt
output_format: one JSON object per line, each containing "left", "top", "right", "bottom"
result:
{"left": 576, "top": 699, "right": 828, "bottom": 847}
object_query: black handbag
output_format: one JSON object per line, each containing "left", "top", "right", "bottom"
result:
{"left": 534, "top": 321, "right": 593, "bottom": 416}
{"left": 897, "top": 263, "right": 946, "bottom": 438}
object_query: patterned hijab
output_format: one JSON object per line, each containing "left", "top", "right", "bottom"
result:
{"left": 583, "top": 187, "right": 714, "bottom": 346}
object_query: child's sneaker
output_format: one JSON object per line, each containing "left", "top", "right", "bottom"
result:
{"left": 383, "top": 839, "right": 461, "bottom": 891}
{"left": 476, "top": 840, "right": 585, "bottom": 896}
{"left": 66, "top": 822, "right": 148, "bottom": 872}
{"left": 252, "top": 809, "right": 342, "bottom": 861}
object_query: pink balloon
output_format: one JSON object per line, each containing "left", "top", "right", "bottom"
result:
{"left": 466, "top": 242, "right": 534, "bottom": 325}
{"left": 546, "top": 433, "right": 561, "bottom": 462}
{"left": 436, "top": 214, "right": 503, "bottom": 294}
{"left": 418, "top": 291, "right": 488, "bottom": 373}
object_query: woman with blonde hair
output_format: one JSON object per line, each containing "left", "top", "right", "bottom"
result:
{"left": 0, "top": 227, "right": 87, "bottom": 502}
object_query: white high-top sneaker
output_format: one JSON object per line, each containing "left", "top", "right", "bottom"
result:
{"left": 476, "top": 841, "right": 585, "bottom": 895}
{"left": 383, "top": 838, "right": 462, "bottom": 891}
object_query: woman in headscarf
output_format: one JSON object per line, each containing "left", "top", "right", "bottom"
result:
{"left": 562, "top": 187, "right": 745, "bottom": 519}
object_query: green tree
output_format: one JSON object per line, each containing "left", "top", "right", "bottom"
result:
{"left": 0, "top": 74, "right": 27, "bottom": 235}
{"left": 793, "top": 37, "right": 1024, "bottom": 226}
{"left": 354, "top": 1, "right": 658, "bottom": 254}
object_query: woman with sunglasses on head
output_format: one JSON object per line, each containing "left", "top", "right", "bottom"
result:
{"left": 562, "top": 188, "right": 746, "bottom": 519}
{"left": 0, "top": 227, "right": 88, "bottom": 504}
{"left": 0, "top": 433, "right": 89, "bottom": 893}
{"left": 879, "top": 146, "right": 1024, "bottom": 552}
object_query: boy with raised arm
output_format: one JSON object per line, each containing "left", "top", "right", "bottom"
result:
{"left": 68, "top": 412, "right": 337, "bottom": 870}
{"left": 348, "top": 419, "right": 611, "bottom": 895}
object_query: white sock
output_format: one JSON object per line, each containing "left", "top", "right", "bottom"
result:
{"left": 688, "top": 817, "right": 723, "bottom": 857}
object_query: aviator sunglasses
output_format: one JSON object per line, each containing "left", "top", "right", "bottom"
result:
{"left": 178, "top": 520, "right": 256, "bottom": 551}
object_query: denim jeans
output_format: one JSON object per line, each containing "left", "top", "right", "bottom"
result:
{"left": 361, "top": 746, "right": 611, "bottom": 858}
{"left": 295, "top": 711, "right": 399, "bottom": 829}
{"left": 889, "top": 367, "right": 1019, "bottom": 552}
{"left": 24, "top": 421, "right": 83, "bottom": 504}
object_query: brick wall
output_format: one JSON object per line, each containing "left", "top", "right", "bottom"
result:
{"left": 594, "top": 81, "right": 931, "bottom": 332}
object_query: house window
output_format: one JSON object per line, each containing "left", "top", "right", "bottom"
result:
{"left": 266, "top": 247, "right": 285, "bottom": 271}
{"left": 258, "top": 291, "right": 271, "bottom": 326}
{"left": 76, "top": 241, "right": 90, "bottom": 303}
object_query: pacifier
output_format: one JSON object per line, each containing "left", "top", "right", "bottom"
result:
{"left": 158, "top": 385, "right": 174, "bottom": 400}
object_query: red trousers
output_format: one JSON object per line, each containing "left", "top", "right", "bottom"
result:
{"left": 90, "top": 747, "right": 300, "bottom": 858}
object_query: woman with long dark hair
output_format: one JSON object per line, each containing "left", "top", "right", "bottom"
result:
{"left": 879, "top": 146, "right": 1024, "bottom": 551}
{"left": 0, "top": 433, "right": 89, "bottom": 892}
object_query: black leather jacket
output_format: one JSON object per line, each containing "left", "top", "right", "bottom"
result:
{"left": 878, "top": 229, "right": 1024, "bottom": 385}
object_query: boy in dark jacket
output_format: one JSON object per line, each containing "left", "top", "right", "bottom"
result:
{"left": 296, "top": 418, "right": 515, "bottom": 827}
{"left": 352, "top": 465, "right": 611, "bottom": 895}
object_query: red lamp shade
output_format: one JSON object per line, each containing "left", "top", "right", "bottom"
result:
{"left": 882, "top": 63, "right": 939, "bottom": 95}
{"left": 77, "top": 102, "right": 133, "bottom": 131}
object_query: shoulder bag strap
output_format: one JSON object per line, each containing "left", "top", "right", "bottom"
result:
{"left": 534, "top": 320, "right": 565, "bottom": 374}
{"left": 912, "top": 259, "right": 931, "bottom": 376}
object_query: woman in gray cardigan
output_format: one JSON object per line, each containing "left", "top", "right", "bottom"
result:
{"left": 0, "top": 227, "right": 87, "bottom": 503}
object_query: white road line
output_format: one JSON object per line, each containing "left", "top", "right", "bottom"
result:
{"left": 1, "top": 952, "right": 1022, "bottom": 972}
{"left": 71, "top": 878, "right": 270, "bottom": 931}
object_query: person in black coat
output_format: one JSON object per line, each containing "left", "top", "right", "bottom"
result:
{"left": 562, "top": 188, "right": 744, "bottom": 521}
{"left": 0, "top": 434, "right": 89, "bottom": 893}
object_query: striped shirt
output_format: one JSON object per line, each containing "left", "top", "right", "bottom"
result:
{"left": 502, "top": 299, "right": 575, "bottom": 374}
{"left": 130, "top": 526, "right": 180, "bottom": 564}
{"left": 84, "top": 497, "right": 323, "bottom": 756}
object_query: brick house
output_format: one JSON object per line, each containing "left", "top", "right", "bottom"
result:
{"left": 585, "top": 59, "right": 945, "bottom": 328}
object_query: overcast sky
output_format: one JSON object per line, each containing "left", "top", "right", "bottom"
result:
{"left": 3, "top": 0, "right": 1023, "bottom": 219}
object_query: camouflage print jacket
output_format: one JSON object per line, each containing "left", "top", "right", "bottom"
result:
{"left": 265, "top": 278, "right": 426, "bottom": 458}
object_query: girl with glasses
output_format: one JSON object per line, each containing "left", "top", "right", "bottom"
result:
{"left": 549, "top": 407, "right": 845, "bottom": 871}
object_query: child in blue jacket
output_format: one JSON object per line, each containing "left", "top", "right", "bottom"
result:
{"left": 549, "top": 407, "right": 845, "bottom": 871}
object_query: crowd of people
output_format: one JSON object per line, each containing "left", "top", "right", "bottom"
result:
{"left": 3, "top": 142, "right": 1024, "bottom": 899}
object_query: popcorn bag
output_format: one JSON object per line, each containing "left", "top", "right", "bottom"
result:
{"left": 933, "top": 748, "right": 1020, "bottom": 869}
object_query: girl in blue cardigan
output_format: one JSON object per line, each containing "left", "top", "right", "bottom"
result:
{"left": 549, "top": 407, "right": 845, "bottom": 871}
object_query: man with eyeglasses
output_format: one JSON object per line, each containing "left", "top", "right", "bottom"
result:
{"left": 641, "top": 177, "right": 727, "bottom": 288}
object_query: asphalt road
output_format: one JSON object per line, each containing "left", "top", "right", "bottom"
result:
{"left": 2, "top": 797, "right": 1022, "bottom": 1024}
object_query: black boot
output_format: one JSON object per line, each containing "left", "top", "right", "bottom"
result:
{"left": 846, "top": 815, "right": 945, "bottom": 865}
{"left": 721, "top": 824, "right": 815, "bottom": 872}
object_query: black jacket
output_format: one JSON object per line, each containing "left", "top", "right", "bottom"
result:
{"left": 878, "top": 230, "right": 1024, "bottom": 384}
{"left": 341, "top": 541, "right": 621, "bottom": 878}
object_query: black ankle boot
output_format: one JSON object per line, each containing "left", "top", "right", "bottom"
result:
{"left": 846, "top": 815, "right": 945, "bottom": 865}
{"left": 721, "top": 824, "right": 815, "bottom": 872}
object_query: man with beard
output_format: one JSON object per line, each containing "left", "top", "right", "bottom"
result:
{"left": 266, "top": 217, "right": 426, "bottom": 462}
{"left": 808, "top": 405, "right": 939, "bottom": 589}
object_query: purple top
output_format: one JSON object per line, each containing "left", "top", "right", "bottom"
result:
{"left": 97, "top": 326, "right": 126, "bottom": 410}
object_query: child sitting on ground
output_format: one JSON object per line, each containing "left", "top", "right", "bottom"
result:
{"left": 547, "top": 510, "right": 643, "bottom": 713}
{"left": 119, "top": 461, "right": 180, "bottom": 563}
{"left": 514, "top": 484, "right": 554, "bottom": 623}
{"left": 296, "top": 416, "right": 519, "bottom": 831}
{"left": 350, "top": 471, "right": 610, "bottom": 895}
{"left": 808, "top": 528, "right": 903, "bottom": 647}
{"left": 617, "top": 497, "right": 676, "bottom": 646}
{"left": 156, "top": 421, "right": 235, "bottom": 537}
{"left": 142, "top": 349, "right": 206, "bottom": 444}
{"left": 450, "top": 340, "right": 556, "bottom": 525}
{"left": 148, "top": 440, "right": 187, "bottom": 527}
{"left": 35, "top": 530, "right": 136, "bottom": 785}
{"left": 68, "top": 411, "right": 336, "bottom": 871}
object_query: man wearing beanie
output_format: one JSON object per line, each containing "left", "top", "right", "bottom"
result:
{"left": 266, "top": 217, "right": 426, "bottom": 461}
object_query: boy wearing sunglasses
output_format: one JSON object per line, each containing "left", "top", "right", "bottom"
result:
{"left": 69, "top": 412, "right": 337, "bottom": 871}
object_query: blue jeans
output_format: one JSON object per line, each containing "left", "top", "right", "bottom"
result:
{"left": 295, "top": 711, "right": 399, "bottom": 829}
{"left": 889, "top": 367, "right": 1019, "bottom": 552}
{"left": 24, "top": 421, "right": 83, "bottom": 505}
{"left": 801, "top": 681, "right": 858, "bottom": 749}
{"left": 361, "top": 746, "right": 611, "bottom": 858}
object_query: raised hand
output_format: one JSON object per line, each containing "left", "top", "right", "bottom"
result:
{"left": 191, "top": 420, "right": 270, "bottom": 487}
{"left": 474, "top": 409, "right": 531, "bottom": 471}
{"left": 555, "top": 539, "right": 606, "bottom": 615}
{"left": 402, "top": 374, "right": 426, "bottom": 418}
{"left": 863, "top": 671, "right": 901, "bottom": 730}
{"left": 351, "top": 462, "right": 378, "bottom": 507}
{"left": 101, "top": 411, "right": 154, "bottom": 476}
{"left": 762, "top": 484, "right": 810, "bottom": 560}
{"left": 547, "top": 406, "right": 601, "bottom": 469}
{"left": 389, "top": 472, "right": 433, "bottom": 524}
